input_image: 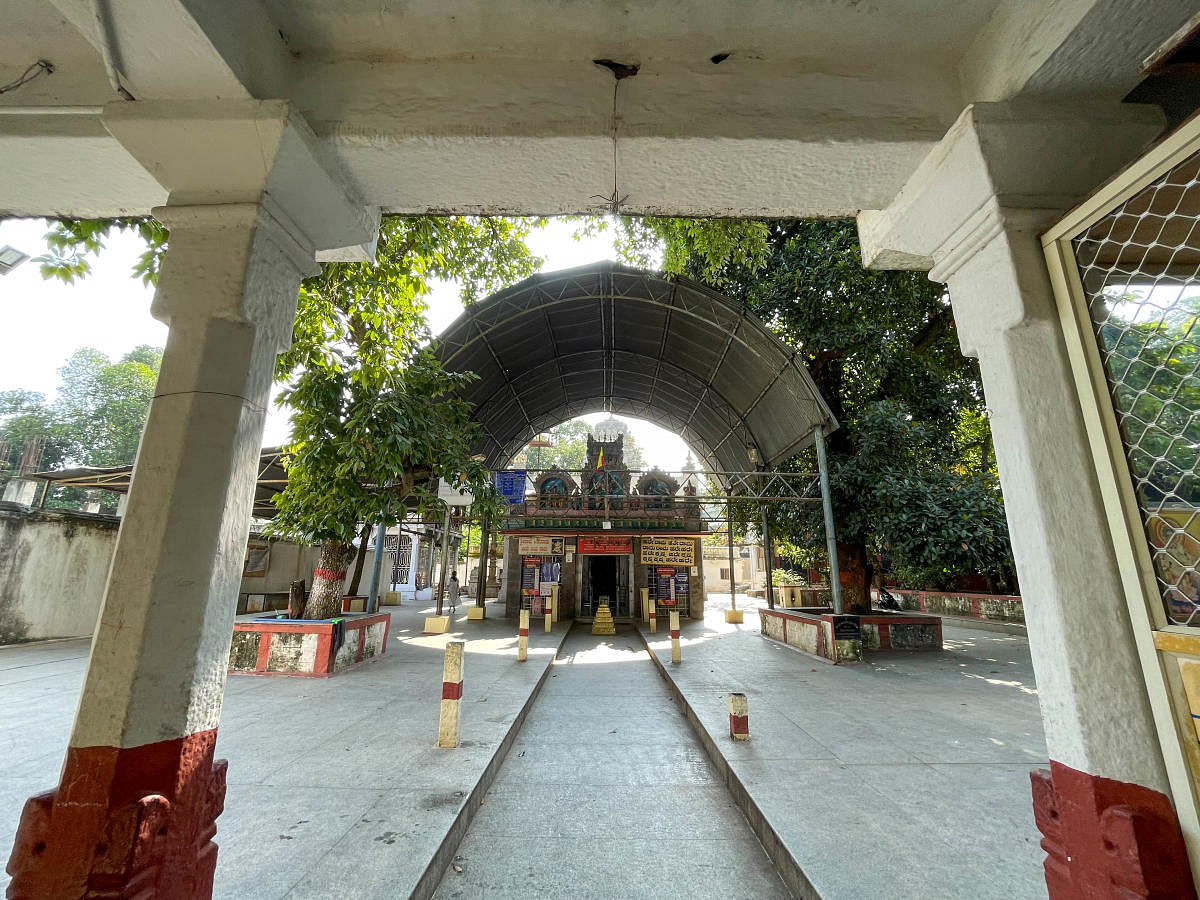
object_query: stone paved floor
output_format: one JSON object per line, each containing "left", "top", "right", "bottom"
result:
{"left": 0, "top": 600, "right": 568, "bottom": 899}
{"left": 0, "top": 595, "right": 1050, "bottom": 899}
{"left": 433, "top": 627, "right": 791, "bottom": 899}
{"left": 645, "top": 594, "right": 1049, "bottom": 900}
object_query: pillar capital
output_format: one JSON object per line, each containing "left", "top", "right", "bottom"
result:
{"left": 102, "top": 99, "right": 380, "bottom": 262}
{"left": 857, "top": 100, "right": 1164, "bottom": 277}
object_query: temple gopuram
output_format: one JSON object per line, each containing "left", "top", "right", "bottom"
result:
{"left": 499, "top": 422, "right": 706, "bottom": 623}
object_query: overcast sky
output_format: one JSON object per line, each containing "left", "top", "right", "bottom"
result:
{"left": 0, "top": 216, "right": 693, "bottom": 471}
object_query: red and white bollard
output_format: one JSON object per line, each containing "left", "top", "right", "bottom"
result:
{"left": 670, "top": 611, "right": 681, "bottom": 664}
{"left": 438, "top": 641, "right": 465, "bottom": 748}
{"left": 517, "top": 608, "right": 529, "bottom": 662}
{"left": 728, "top": 693, "right": 749, "bottom": 741}
{"left": 649, "top": 601, "right": 657, "bottom": 634}
{"left": 544, "top": 600, "right": 552, "bottom": 633}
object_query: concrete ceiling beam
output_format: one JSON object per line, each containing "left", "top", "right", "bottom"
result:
{"left": 46, "top": 0, "right": 293, "bottom": 100}
{"left": 963, "top": 0, "right": 1198, "bottom": 103}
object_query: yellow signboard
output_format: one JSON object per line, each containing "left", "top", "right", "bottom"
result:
{"left": 518, "top": 536, "right": 565, "bottom": 556}
{"left": 640, "top": 537, "right": 695, "bottom": 566}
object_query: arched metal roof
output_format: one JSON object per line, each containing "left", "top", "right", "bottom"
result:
{"left": 436, "top": 262, "right": 835, "bottom": 472}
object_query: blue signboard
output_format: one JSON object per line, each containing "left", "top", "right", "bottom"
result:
{"left": 494, "top": 470, "right": 527, "bottom": 504}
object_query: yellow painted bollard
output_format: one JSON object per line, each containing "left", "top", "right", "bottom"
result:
{"left": 544, "top": 601, "right": 552, "bottom": 633}
{"left": 670, "top": 611, "right": 681, "bottom": 664}
{"left": 649, "top": 601, "right": 657, "bottom": 634}
{"left": 551, "top": 584, "right": 559, "bottom": 623}
{"left": 437, "top": 640, "right": 465, "bottom": 748}
{"left": 728, "top": 692, "right": 749, "bottom": 741}
{"left": 517, "top": 608, "right": 529, "bottom": 662}
{"left": 641, "top": 587, "right": 650, "bottom": 623}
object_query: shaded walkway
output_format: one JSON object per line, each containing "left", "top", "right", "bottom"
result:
{"left": 433, "top": 627, "right": 790, "bottom": 899}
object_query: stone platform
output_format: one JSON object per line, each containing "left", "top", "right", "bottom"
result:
{"left": 230, "top": 611, "right": 391, "bottom": 677}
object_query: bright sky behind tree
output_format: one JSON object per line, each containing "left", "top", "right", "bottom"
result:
{"left": 0, "top": 217, "right": 694, "bottom": 471}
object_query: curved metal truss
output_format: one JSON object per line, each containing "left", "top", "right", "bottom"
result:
{"left": 436, "top": 262, "right": 835, "bottom": 472}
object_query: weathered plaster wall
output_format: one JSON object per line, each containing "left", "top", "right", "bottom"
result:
{"left": 0, "top": 505, "right": 363, "bottom": 641}
{"left": 0, "top": 504, "right": 118, "bottom": 642}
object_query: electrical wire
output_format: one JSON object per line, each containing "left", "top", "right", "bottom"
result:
{"left": 0, "top": 60, "right": 54, "bottom": 96}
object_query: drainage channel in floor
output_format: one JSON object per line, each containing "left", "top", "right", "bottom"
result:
{"left": 432, "top": 625, "right": 792, "bottom": 899}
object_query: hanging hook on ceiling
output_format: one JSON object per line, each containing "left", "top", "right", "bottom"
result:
{"left": 590, "top": 59, "right": 640, "bottom": 216}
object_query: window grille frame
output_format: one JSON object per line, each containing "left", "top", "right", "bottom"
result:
{"left": 1042, "top": 111, "right": 1200, "bottom": 861}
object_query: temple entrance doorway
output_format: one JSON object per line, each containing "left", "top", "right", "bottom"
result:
{"left": 580, "top": 554, "right": 631, "bottom": 619}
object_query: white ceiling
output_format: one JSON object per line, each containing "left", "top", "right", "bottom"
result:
{"left": 0, "top": 0, "right": 1194, "bottom": 218}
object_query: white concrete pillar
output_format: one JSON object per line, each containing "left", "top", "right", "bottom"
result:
{"left": 6, "top": 101, "right": 377, "bottom": 900}
{"left": 859, "top": 101, "right": 1195, "bottom": 897}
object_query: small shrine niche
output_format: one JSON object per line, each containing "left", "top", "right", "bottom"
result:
{"left": 534, "top": 468, "right": 578, "bottom": 509}
{"left": 635, "top": 469, "right": 680, "bottom": 510}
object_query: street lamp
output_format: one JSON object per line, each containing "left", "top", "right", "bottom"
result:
{"left": 0, "top": 246, "right": 30, "bottom": 275}
{"left": 746, "top": 443, "right": 760, "bottom": 467}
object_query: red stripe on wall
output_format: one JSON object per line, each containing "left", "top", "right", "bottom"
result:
{"left": 255, "top": 631, "right": 273, "bottom": 671}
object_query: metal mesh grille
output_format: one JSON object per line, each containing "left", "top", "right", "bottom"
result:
{"left": 1073, "top": 151, "right": 1200, "bottom": 625}
{"left": 385, "top": 533, "right": 412, "bottom": 586}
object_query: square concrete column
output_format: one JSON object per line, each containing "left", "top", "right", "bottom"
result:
{"left": 5, "top": 203, "right": 315, "bottom": 899}
{"left": 5, "top": 101, "right": 377, "bottom": 900}
{"left": 859, "top": 101, "right": 1196, "bottom": 898}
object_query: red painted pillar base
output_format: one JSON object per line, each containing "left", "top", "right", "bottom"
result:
{"left": 1032, "top": 760, "right": 1196, "bottom": 900}
{"left": 6, "top": 729, "right": 227, "bottom": 900}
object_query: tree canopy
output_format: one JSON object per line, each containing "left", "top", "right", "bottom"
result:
{"left": 35, "top": 214, "right": 544, "bottom": 616}
{"left": 0, "top": 345, "right": 161, "bottom": 510}
{"left": 617, "top": 217, "right": 1015, "bottom": 597}
{"left": 511, "top": 419, "right": 647, "bottom": 471}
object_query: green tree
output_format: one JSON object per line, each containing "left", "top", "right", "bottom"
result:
{"left": 1097, "top": 290, "right": 1200, "bottom": 506}
{"left": 513, "top": 419, "right": 648, "bottom": 470}
{"left": 0, "top": 348, "right": 161, "bottom": 510}
{"left": 622, "top": 217, "right": 1014, "bottom": 604}
{"left": 54, "top": 346, "right": 161, "bottom": 467}
{"left": 38, "top": 215, "right": 543, "bottom": 617}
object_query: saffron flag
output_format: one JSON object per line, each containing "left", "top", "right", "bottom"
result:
{"left": 596, "top": 447, "right": 604, "bottom": 469}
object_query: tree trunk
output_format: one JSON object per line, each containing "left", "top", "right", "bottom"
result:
{"left": 304, "top": 541, "right": 357, "bottom": 619}
{"left": 836, "top": 541, "right": 874, "bottom": 614}
{"left": 348, "top": 523, "right": 372, "bottom": 594}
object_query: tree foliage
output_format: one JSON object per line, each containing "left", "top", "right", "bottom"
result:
{"left": 0, "top": 346, "right": 161, "bottom": 510}
{"left": 1098, "top": 290, "right": 1200, "bottom": 506}
{"left": 620, "top": 217, "right": 1015, "bottom": 596}
{"left": 35, "top": 215, "right": 543, "bottom": 616}
{"left": 511, "top": 419, "right": 647, "bottom": 471}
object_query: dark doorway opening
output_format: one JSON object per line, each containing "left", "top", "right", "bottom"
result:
{"left": 581, "top": 554, "right": 630, "bottom": 617}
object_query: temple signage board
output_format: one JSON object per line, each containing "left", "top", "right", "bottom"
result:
{"left": 518, "top": 536, "right": 565, "bottom": 555}
{"left": 494, "top": 470, "right": 527, "bottom": 504}
{"left": 577, "top": 535, "right": 632, "bottom": 554}
{"left": 832, "top": 615, "right": 861, "bottom": 641}
{"left": 640, "top": 537, "right": 695, "bottom": 566}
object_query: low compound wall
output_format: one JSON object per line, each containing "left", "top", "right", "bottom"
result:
{"left": 761, "top": 606, "right": 943, "bottom": 663}
{"left": 229, "top": 612, "right": 391, "bottom": 677}
{"left": 0, "top": 504, "right": 118, "bottom": 642}
{"left": 776, "top": 584, "right": 832, "bottom": 607}
{"left": 881, "top": 588, "right": 1024, "bottom": 625}
{"left": 759, "top": 607, "right": 863, "bottom": 664}
{"left": 859, "top": 612, "right": 943, "bottom": 651}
